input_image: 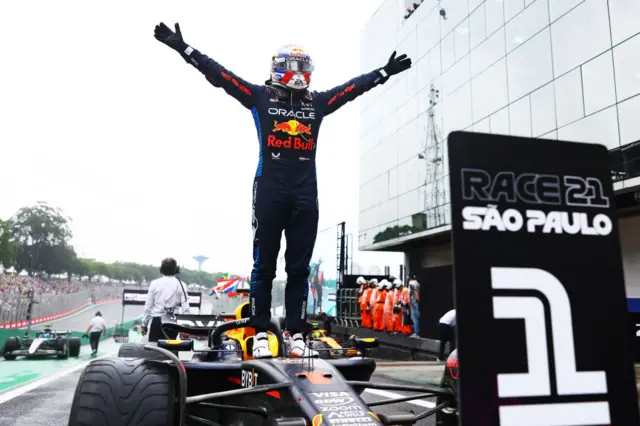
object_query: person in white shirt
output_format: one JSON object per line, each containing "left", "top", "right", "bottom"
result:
{"left": 141, "top": 258, "right": 190, "bottom": 342}
{"left": 438, "top": 309, "right": 456, "bottom": 361}
{"left": 84, "top": 311, "right": 106, "bottom": 356}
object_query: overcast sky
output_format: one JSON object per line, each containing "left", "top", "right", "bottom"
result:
{"left": 0, "top": 0, "right": 403, "bottom": 277}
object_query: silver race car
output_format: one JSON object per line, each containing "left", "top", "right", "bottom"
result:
{"left": 3, "top": 325, "right": 81, "bottom": 360}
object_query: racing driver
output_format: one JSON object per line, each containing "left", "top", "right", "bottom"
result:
{"left": 154, "top": 22, "right": 412, "bottom": 358}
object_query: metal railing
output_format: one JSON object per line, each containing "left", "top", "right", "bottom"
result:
{"left": 0, "top": 285, "right": 122, "bottom": 326}
{"left": 336, "top": 288, "right": 360, "bottom": 327}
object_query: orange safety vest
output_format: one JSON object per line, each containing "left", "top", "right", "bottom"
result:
{"left": 373, "top": 290, "right": 386, "bottom": 330}
{"left": 384, "top": 289, "right": 396, "bottom": 331}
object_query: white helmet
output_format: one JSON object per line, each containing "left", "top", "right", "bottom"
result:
{"left": 270, "top": 44, "right": 314, "bottom": 90}
{"left": 356, "top": 276, "right": 366, "bottom": 285}
{"left": 378, "top": 279, "right": 388, "bottom": 290}
{"left": 394, "top": 278, "right": 404, "bottom": 288}
{"left": 369, "top": 278, "right": 379, "bottom": 286}
{"left": 409, "top": 279, "right": 419, "bottom": 287}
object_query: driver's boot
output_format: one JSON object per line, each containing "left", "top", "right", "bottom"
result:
{"left": 289, "top": 333, "right": 319, "bottom": 358}
{"left": 252, "top": 332, "right": 273, "bottom": 359}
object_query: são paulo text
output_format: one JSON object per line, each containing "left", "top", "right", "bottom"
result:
{"left": 462, "top": 206, "right": 612, "bottom": 236}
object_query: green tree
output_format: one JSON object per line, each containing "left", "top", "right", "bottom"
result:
{"left": 10, "top": 202, "right": 73, "bottom": 276}
{"left": 0, "top": 219, "right": 16, "bottom": 268}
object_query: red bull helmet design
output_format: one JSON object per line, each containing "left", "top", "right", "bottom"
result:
{"left": 271, "top": 44, "right": 314, "bottom": 90}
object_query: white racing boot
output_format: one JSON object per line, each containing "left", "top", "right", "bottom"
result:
{"left": 252, "top": 332, "right": 273, "bottom": 358}
{"left": 289, "top": 333, "right": 319, "bottom": 358}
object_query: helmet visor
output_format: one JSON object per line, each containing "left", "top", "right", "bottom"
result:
{"left": 275, "top": 57, "right": 314, "bottom": 73}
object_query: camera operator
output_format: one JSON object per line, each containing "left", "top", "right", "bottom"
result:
{"left": 141, "top": 258, "right": 190, "bottom": 342}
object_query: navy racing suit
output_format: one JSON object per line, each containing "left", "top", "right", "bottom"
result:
{"left": 182, "top": 47, "right": 388, "bottom": 335}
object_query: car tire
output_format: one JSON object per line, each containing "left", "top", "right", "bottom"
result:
{"left": 118, "top": 342, "right": 167, "bottom": 361}
{"left": 68, "top": 358, "right": 176, "bottom": 426}
{"left": 3, "top": 337, "right": 20, "bottom": 360}
{"left": 56, "top": 337, "right": 69, "bottom": 359}
{"left": 69, "top": 337, "right": 81, "bottom": 357}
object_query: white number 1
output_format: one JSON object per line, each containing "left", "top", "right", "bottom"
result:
{"left": 491, "top": 267, "right": 611, "bottom": 426}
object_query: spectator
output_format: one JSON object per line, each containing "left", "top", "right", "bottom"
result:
{"left": 438, "top": 309, "right": 456, "bottom": 361}
{"left": 409, "top": 278, "right": 421, "bottom": 337}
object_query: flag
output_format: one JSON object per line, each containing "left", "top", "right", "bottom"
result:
{"left": 210, "top": 277, "right": 237, "bottom": 296}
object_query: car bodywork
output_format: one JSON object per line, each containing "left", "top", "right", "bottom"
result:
{"left": 3, "top": 330, "right": 81, "bottom": 360}
{"left": 68, "top": 310, "right": 458, "bottom": 426}
{"left": 309, "top": 328, "right": 359, "bottom": 358}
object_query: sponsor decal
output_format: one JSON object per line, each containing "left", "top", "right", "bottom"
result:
{"left": 268, "top": 108, "right": 315, "bottom": 120}
{"left": 252, "top": 181, "right": 258, "bottom": 241}
{"left": 327, "top": 83, "right": 356, "bottom": 105}
{"left": 272, "top": 120, "right": 312, "bottom": 136}
{"left": 175, "top": 319, "right": 217, "bottom": 328}
{"left": 268, "top": 135, "right": 314, "bottom": 151}
{"left": 272, "top": 152, "right": 281, "bottom": 160}
{"left": 460, "top": 169, "right": 612, "bottom": 236}
{"left": 241, "top": 369, "right": 258, "bottom": 388}
{"left": 314, "top": 396, "right": 355, "bottom": 406}
{"left": 446, "top": 357, "right": 459, "bottom": 380}
{"left": 320, "top": 404, "right": 364, "bottom": 413}
{"left": 312, "top": 414, "right": 323, "bottom": 426}
{"left": 273, "top": 358, "right": 304, "bottom": 364}
{"left": 220, "top": 71, "right": 251, "bottom": 96}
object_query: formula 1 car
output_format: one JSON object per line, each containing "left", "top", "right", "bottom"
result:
{"left": 309, "top": 325, "right": 360, "bottom": 358}
{"left": 67, "top": 310, "right": 459, "bottom": 426}
{"left": 3, "top": 327, "right": 81, "bottom": 360}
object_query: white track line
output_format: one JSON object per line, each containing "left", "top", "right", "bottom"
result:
{"left": 0, "top": 354, "right": 110, "bottom": 404}
{"left": 364, "top": 388, "right": 436, "bottom": 408}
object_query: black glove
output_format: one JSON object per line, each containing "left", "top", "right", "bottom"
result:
{"left": 154, "top": 22, "right": 189, "bottom": 55}
{"left": 382, "top": 51, "right": 412, "bottom": 78}
{"left": 82, "top": 333, "right": 88, "bottom": 339}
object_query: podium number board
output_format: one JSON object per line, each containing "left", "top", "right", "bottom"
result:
{"left": 448, "top": 131, "right": 639, "bottom": 426}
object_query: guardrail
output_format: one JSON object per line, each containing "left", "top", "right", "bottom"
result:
{"left": 336, "top": 288, "right": 360, "bottom": 328}
{"left": 0, "top": 287, "right": 121, "bottom": 328}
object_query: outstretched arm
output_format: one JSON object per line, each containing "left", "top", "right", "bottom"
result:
{"left": 318, "top": 51, "right": 412, "bottom": 116}
{"left": 154, "top": 22, "right": 260, "bottom": 109}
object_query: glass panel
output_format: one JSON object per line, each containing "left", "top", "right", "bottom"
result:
{"left": 504, "top": 0, "right": 525, "bottom": 22}
{"left": 471, "top": 27, "right": 506, "bottom": 77}
{"left": 530, "top": 82, "right": 557, "bottom": 137}
{"left": 486, "top": 0, "right": 506, "bottom": 36}
{"left": 417, "top": 45, "right": 442, "bottom": 92}
{"left": 469, "top": 3, "right": 487, "bottom": 50}
{"left": 557, "top": 105, "right": 620, "bottom": 150}
{"left": 554, "top": 68, "right": 584, "bottom": 127}
{"left": 549, "top": 0, "right": 584, "bottom": 22}
{"left": 507, "top": 28, "right": 554, "bottom": 103}
{"left": 608, "top": 0, "right": 640, "bottom": 46}
{"left": 417, "top": 6, "right": 442, "bottom": 59}
{"left": 441, "top": 31, "right": 456, "bottom": 71}
{"left": 442, "top": 55, "right": 471, "bottom": 96}
{"left": 473, "top": 117, "right": 491, "bottom": 133}
{"left": 443, "top": 83, "right": 473, "bottom": 135}
{"left": 550, "top": 0, "right": 611, "bottom": 77}
{"left": 505, "top": 0, "right": 550, "bottom": 53}
{"left": 471, "top": 58, "right": 509, "bottom": 122}
{"left": 613, "top": 33, "right": 640, "bottom": 102}
{"left": 618, "top": 94, "right": 640, "bottom": 146}
{"left": 490, "top": 107, "right": 511, "bottom": 135}
{"left": 440, "top": 0, "right": 470, "bottom": 38}
{"left": 455, "top": 19, "right": 470, "bottom": 62}
{"left": 581, "top": 51, "right": 616, "bottom": 115}
{"left": 509, "top": 95, "right": 533, "bottom": 137}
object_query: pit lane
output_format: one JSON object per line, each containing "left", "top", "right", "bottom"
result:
{"left": 0, "top": 359, "right": 439, "bottom": 426}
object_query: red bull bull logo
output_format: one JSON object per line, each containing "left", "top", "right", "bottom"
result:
{"left": 272, "top": 120, "right": 312, "bottom": 136}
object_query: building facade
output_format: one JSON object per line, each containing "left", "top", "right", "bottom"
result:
{"left": 358, "top": 0, "right": 640, "bottom": 295}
